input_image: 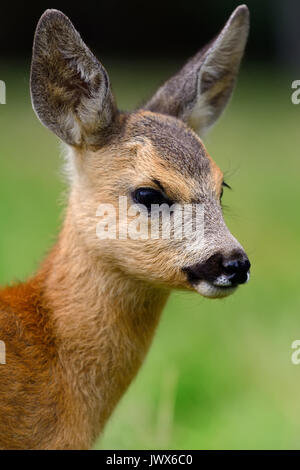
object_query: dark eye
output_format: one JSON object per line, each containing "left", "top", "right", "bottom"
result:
{"left": 132, "top": 187, "right": 172, "bottom": 211}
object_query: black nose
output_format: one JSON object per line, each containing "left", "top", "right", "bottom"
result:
{"left": 183, "top": 251, "right": 251, "bottom": 287}
{"left": 222, "top": 255, "right": 250, "bottom": 285}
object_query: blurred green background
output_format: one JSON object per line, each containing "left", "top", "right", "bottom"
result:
{"left": 1, "top": 58, "right": 299, "bottom": 449}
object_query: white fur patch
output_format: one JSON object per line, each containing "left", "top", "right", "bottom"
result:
{"left": 213, "top": 274, "right": 233, "bottom": 287}
{"left": 194, "top": 280, "right": 236, "bottom": 299}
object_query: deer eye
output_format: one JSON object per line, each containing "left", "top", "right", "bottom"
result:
{"left": 132, "top": 187, "right": 172, "bottom": 211}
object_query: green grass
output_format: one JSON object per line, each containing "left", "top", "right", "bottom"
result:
{"left": 0, "top": 61, "right": 300, "bottom": 449}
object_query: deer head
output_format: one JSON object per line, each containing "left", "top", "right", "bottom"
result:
{"left": 30, "top": 6, "right": 250, "bottom": 299}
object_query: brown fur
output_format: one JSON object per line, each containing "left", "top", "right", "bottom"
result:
{"left": 0, "top": 7, "right": 249, "bottom": 449}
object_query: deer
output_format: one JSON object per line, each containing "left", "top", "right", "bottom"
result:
{"left": 0, "top": 6, "right": 251, "bottom": 449}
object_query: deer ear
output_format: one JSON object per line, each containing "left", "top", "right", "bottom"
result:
{"left": 145, "top": 5, "right": 249, "bottom": 137}
{"left": 30, "top": 10, "right": 117, "bottom": 147}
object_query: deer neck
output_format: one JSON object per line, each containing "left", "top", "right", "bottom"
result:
{"left": 39, "top": 205, "right": 169, "bottom": 439}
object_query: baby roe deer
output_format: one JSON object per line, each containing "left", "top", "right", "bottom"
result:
{"left": 0, "top": 6, "right": 250, "bottom": 449}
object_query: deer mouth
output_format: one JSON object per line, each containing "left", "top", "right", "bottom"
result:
{"left": 182, "top": 253, "right": 250, "bottom": 299}
{"left": 191, "top": 271, "right": 250, "bottom": 298}
{"left": 193, "top": 280, "right": 238, "bottom": 299}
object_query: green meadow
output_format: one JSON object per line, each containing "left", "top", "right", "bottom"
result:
{"left": 0, "top": 61, "right": 300, "bottom": 449}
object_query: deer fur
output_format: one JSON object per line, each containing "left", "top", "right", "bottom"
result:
{"left": 0, "top": 6, "right": 250, "bottom": 449}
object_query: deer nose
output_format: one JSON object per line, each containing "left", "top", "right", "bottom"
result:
{"left": 183, "top": 251, "right": 251, "bottom": 288}
{"left": 222, "top": 255, "right": 250, "bottom": 285}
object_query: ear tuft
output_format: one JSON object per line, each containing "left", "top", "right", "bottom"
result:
{"left": 30, "top": 10, "right": 117, "bottom": 146}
